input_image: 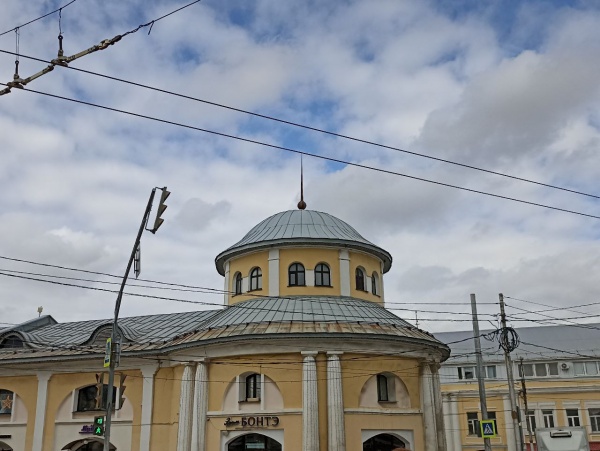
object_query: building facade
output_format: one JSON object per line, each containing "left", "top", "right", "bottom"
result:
{"left": 436, "top": 324, "right": 600, "bottom": 451}
{"left": 0, "top": 208, "right": 449, "bottom": 451}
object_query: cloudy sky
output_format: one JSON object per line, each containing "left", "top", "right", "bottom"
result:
{"left": 1, "top": 0, "right": 599, "bottom": 333}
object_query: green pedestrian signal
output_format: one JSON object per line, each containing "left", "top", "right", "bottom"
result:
{"left": 93, "top": 416, "right": 105, "bottom": 436}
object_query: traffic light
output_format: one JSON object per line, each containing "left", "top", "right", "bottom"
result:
{"left": 151, "top": 187, "right": 170, "bottom": 233}
{"left": 93, "top": 415, "right": 105, "bottom": 436}
{"left": 118, "top": 374, "right": 127, "bottom": 410}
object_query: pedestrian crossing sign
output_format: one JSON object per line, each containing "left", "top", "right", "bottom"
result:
{"left": 480, "top": 419, "right": 497, "bottom": 438}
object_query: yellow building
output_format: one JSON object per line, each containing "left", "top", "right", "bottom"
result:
{"left": 436, "top": 325, "right": 600, "bottom": 451}
{"left": 0, "top": 208, "right": 450, "bottom": 451}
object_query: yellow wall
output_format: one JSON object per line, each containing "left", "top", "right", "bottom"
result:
{"left": 150, "top": 367, "right": 179, "bottom": 451}
{"left": 0, "top": 376, "right": 38, "bottom": 451}
{"left": 228, "top": 250, "right": 270, "bottom": 304}
{"left": 349, "top": 251, "right": 383, "bottom": 304}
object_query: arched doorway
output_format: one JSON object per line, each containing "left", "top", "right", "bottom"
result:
{"left": 61, "top": 438, "right": 116, "bottom": 451}
{"left": 228, "top": 433, "right": 282, "bottom": 451}
{"left": 363, "top": 433, "right": 406, "bottom": 451}
{"left": 0, "top": 441, "right": 13, "bottom": 451}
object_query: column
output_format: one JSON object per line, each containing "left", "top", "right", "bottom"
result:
{"left": 431, "top": 363, "right": 447, "bottom": 451}
{"left": 302, "top": 351, "right": 319, "bottom": 451}
{"left": 338, "top": 250, "right": 350, "bottom": 296}
{"left": 327, "top": 352, "right": 346, "bottom": 451}
{"left": 224, "top": 262, "right": 230, "bottom": 304}
{"left": 450, "top": 394, "right": 461, "bottom": 451}
{"left": 442, "top": 394, "right": 454, "bottom": 451}
{"left": 420, "top": 362, "right": 438, "bottom": 451}
{"left": 140, "top": 364, "right": 159, "bottom": 451}
{"left": 191, "top": 359, "right": 209, "bottom": 451}
{"left": 177, "top": 363, "right": 195, "bottom": 451}
{"left": 32, "top": 371, "right": 52, "bottom": 451}
{"left": 268, "top": 249, "right": 280, "bottom": 296}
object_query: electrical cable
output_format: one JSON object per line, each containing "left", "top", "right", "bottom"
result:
{"left": 0, "top": 48, "right": 599, "bottom": 202}
{"left": 0, "top": 0, "right": 80, "bottom": 37}
{"left": 2, "top": 82, "right": 600, "bottom": 221}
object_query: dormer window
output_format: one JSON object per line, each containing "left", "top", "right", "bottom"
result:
{"left": 315, "top": 263, "right": 331, "bottom": 287}
{"left": 234, "top": 272, "right": 243, "bottom": 295}
{"left": 355, "top": 268, "right": 366, "bottom": 291}
{"left": 249, "top": 268, "right": 262, "bottom": 291}
{"left": 288, "top": 263, "right": 305, "bottom": 286}
{"left": 0, "top": 335, "right": 25, "bottom": 349}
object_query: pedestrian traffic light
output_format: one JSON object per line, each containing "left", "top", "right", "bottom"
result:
{"left": 93, "top": 415, "right": 105, "bottom": 436}
{"left": 151, "top": 187, "right": 170, "bottom": 233}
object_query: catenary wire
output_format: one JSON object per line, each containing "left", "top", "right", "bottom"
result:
{"left": 2, "top": 82, "right": 600, "bottom": 221}
{"left": 0, "top": 0, "right": 80, "bottom": 37}
{"left": 0, "top": 51, "right": 598, "bottom": 202}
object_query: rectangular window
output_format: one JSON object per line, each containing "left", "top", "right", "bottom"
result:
{"left": 574, "top": 362, "right": 585, "bottom": 375}
{"left": 585, "top": 362, "right": 599, "bottom": 375}
{"left": 566, "top": 409, "right": 580, "bottom": 427}
{"left": 485, "top": 366, "right": 497, "bottom": 379}
{"left": 526, "top": 410, "right": 537, "bottom": 432}
{"left": 548, "top": 362, "right": 559, "bottom": 376}
{"left": 542, "top": 409, "right": 555, "bottom": 428}
{"left": 520, "top": 362, "right": 562, "bottom": 378}
{"left": 535, "top": 363, "right": 548, "bottom": 377}
{"left": 377, "top": 374, "right": 389, "bottom": 402}
{"left": 521, "top": 363, "right": 534, "bottom": 377}
{"left": 467, "top": 412, "right": 479, "bottom": 436}
{"left": 590, "top": 408, "right": 600, "bottom": 433}
{"left": 458, "top": 367, "right": 476, "bottom": 380}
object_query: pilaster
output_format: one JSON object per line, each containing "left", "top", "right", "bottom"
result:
{"left": 268, "top": 249, "right": 280, "bottom": 296}
{"left": 191, "top": 359, "right": 209, "bottom": 451}
{"left": 421, "top": 362, "right": 438, "bottom": 451}
{"left": 140, "top": 364, "right": 159, "bottom": 451}
{"left": 338, "top": 250, "right": 350, "bottom": 296}
{"left": 327, "top": 352, "right": 345, "bottom": 451}
{"left": 32, "top": 371, "right": 52, "bottom": 451}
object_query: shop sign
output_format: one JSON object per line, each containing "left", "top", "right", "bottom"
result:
{"left": 79, "top": 424, "right": 95, "bottom": 434}
{"left": 224, "top": 416, "right": 280, "bottom": 428}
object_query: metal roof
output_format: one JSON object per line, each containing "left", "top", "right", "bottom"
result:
{"left": 435, "top": 322, "right": 600, "bottom": 364}
{"left": 215, "top": 210, "right": 392, "bottom": 275}
{"left": 0, "top": 297, "right": 448, "bottom": 361}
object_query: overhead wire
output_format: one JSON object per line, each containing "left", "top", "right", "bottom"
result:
{"left": 0, "top": 0, "right": 80, "bottom": 37}
{"left": 0, "top": 48, "right": 599, "bottom": 202}
{"left": 2, "top": 82, "right": 600, "bottom": 221}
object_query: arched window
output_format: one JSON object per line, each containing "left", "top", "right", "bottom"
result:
{"left": 363, "top": 433, "right": 406, "bottom": 451}
{"left": 228, "top": 434, "right": 282, "bottom": 451}
{"left": 371, "top": 272, "right": 379, "bottom": 296}
{"left": 355, "top": 268, "right": 366, "bottom": 291}
{"left": 245, "top": 373, "right": 261, "bottom": 400}
{"left": 377, "top": 374, "right": 389, "bottom": 401}
{"left": 234, "top": 272, "right": 242, "bottom": 295}
{"left": 0, "top": 335, "right": 24, "bottom": 349}
{"left": 249, "top": 268, "right": 262, "bottom": 291}
{"left": 0, "top": 390, "right": 14, "bottom": 415}
{"left": 288, "top": 263, "right": 305, "bottom": 286}
{"left": 315, "top": 263, "right": 331, "bottom": 286}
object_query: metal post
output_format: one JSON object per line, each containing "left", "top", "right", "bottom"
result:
{"left": 499, "top": 293, "right": 524, "bottom": 451}
{"left": 520, "top": 357, "right": 534, "bottom": 451}
{"left": 470, "top": 293, "right": 492, "bottom": 451}
{"left": 104, "top": 189, "right": 157, "bottom": 451}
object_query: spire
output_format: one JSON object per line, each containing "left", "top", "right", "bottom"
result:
{"left": 297, "top": 155, "right": 307, "bottom": 210}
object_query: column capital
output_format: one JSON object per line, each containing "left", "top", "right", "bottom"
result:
{"left": 326, "top": 351, "right": 343, "bottom": 356}
{"left": 36, "top": 371, "right": 52, "bottom": 382}
{"left": 301, "top": 351, "right": 319, "bottom": 357}
{"left": 195, "top": 358, "right": 209, "bottom": 364}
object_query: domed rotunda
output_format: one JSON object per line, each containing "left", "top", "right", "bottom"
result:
{"left": 0, "top": 207, "right": 449, "bottom": 451}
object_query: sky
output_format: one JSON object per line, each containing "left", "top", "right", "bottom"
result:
{"left": 0, "top": 0, "right": 599, "bottom": 334}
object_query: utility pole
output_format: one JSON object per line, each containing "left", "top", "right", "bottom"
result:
{"left": 519, "top": 357, "right": 534, "bottom": 451}
{"left": 470, "top": 293, "right": 492, "bottom": 451}
{"left": 103, "top": 187, "right": 170, "bottom": 451}
{"left": 499, "top": 293, "right": 523, "bottom": 451}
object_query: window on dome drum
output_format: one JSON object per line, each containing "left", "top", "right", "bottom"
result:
{"left": 314, "top": 263, "right": 331, "bottom": 287}
{"left": 288, "top": 263, "right": 305, "bottom": 286}
{"left": 371, "top": 272, "right": 379, "bottom": 295}
{"left": 566, "top": 408, "right": 580, "bottom": 427}
{"left": 0, "top": 390, "right": 14, "bottom": 415}
{"left": 234, "top": 272, "right": 242, "bottom": 295}
{"left": 76, "top": 384, "right": 117, "bottom": 412}
{"left": 574, "top": 361, "right": 600, "bottom": 376}
{"left": 245, "top": 373, "right": 261, "bottom": 401}
{"left": 355, "top": 268, "right": 366, "bottom": 291}
{"left": 589, "top": 408, "right": 600, "bottom": 432}
{"left": 249, "top": 268, "right": 262, "bottom": 291}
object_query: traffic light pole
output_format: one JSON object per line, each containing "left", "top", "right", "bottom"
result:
{"left": 103, "top": 189, "right": 158, "bottom": 451}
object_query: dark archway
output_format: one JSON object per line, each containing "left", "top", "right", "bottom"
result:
{"left": 228, "top": 433, "right": 282, "bottom": 451}
{"left": 0, "top": 440, "right": 13, "bottom": 451}
{"left": 363, "top": 433, "right": 406, "bottom": 451}
{"left": 61, "top": 438, "right": 116, "bottom": 451}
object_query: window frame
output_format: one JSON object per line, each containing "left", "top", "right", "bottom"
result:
{"left": 542, "top": 409, "right": 555, "bottom": 428}
{"left": 249, "top": 267, "right": 262, "bottom": 291}
{"left": 314, "top": 263, "right": 331, "bottom": 287}
{"left": 574, "top": 361, "right": 600, "bottom": 376}
{"left": 355, "top": 268, "right": 366, "bottom": 291}
{"left": 288, "top": 263, "right": 306, "bottom": 287}
{"left": 458, "top": 366, "right": 476, "bottom": 380}
{"left": 467, "top": 412, "right": 479, "bottom": 436}
{"left": 526, "top": 409, "right": 537, "bottom": 432}
{"left": 0, "top": 390, "right": 14, "bottom": 416}
{"left": 371, "top": 272, "right": 379, "bottom": 296}
{"left": 234, "top": 272, "right": 243, "bottom": 295}
{"left": 245, "top": 373, "right": 261, "bottom": 401}
{"left": 589, "top": 408, "right": 600, "bottom": 433}
{"left": 519, "top": 362, "right": 560, "bottom": 378}
{"left": 377, "top": 374, "right": 389, "bottom": 402}
{"left": 566, "top": 408, "right": 581, "bottom": 427}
